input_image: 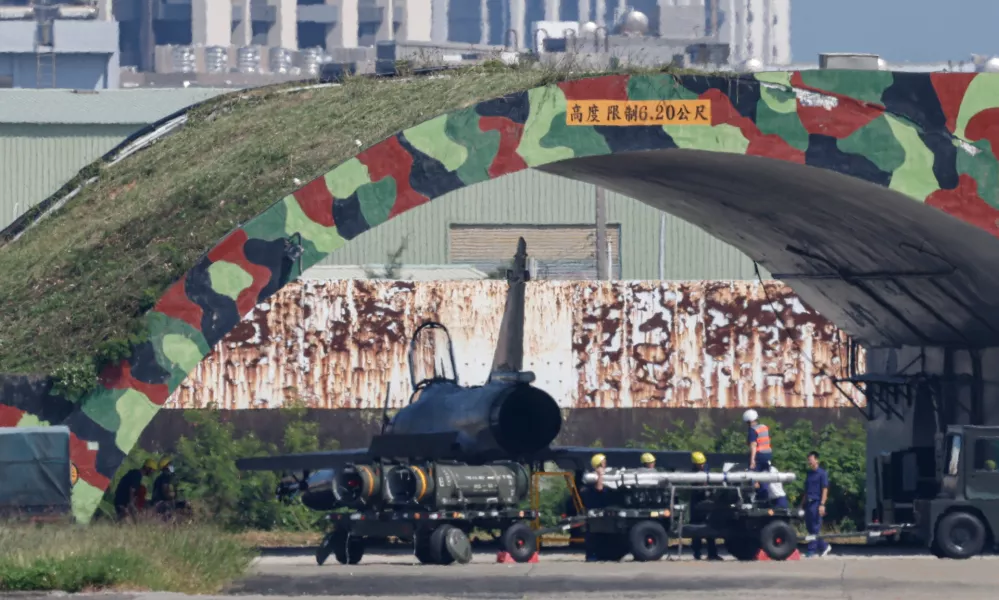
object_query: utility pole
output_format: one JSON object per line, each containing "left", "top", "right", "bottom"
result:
{"left": 595, "top": 185, "right": 608, "bottom": 280}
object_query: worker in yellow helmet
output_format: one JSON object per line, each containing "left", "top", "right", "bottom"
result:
{"left": 583, "top": 453, "right": 609, "bottom": 562}
{"left": 985, "top": 459, "right": 997, "bottom": 471}
{"left": 688, "top": 451, "right": 721, "bottom": 561}
{"left": 113, "top": 458, "right": 157, "bottom": 521}
{"left": 151, "top": 457, "right": 176, "bottom": 510}
{"left": 639, "top": 452, "right": 656, "bottom": 471}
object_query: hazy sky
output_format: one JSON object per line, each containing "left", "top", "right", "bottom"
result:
{"left": 791, "top": 0, "right": 999, "bottom": 63}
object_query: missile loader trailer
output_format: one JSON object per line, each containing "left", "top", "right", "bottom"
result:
{"left": 576, "top": 468, "right": 804, "bottom": 562}
{"left": 309, "top": 460, "right": 540, "bottom": 566}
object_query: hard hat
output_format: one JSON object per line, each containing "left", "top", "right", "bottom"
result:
{"left": 159, "top": 456, "right": 173, "bottom": 470}
{"left": 640, "top": 452, "right": 655, "bottom": 465}
{"left": 742, "top": 409, "right": 759, "bottom": 423}
{"left": 691, "top": 451, "right": 706, "bottom": 465}
{"left": 590, "top": 453, "right": 607, "bottom": 469}
{"left": 143, "top": 458, "right": 158, "bottom": 470}
{"left": 986, "top": 459, "right": 997, "bottom": 470}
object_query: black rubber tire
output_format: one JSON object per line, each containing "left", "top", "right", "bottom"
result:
{"left": 725, "top": 534, "right": 761, "bottom": 561}
{"left": 759, "top": 520, "right": 798, "bottom": 561}
{"left": 591, "top": 534, "right": 629, "bottom": 561}
{"left": 500, "top": 522, "right": 538, "bottom": 563}
{"left": 414, "top": 531, "right": 435, "bottom": 564}
{"left": 628, "top": 520, "right": 669, "bottom": 562}
{"left": 929, "top": 539, "right": 946, "bottom": 558}
{"left": 429, "top": 525, "right": 457, "bottom": 565}
{"left": 316, "top": 531, "right": 336, "bottom": 566}
{"left": 935, "top": 512, "right": 987, "bottom": 559}
{"left": 332, "top": 530, "right": 365, "bottom": 565}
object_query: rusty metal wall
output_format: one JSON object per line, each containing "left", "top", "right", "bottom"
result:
{"left": 167, "top": 280, "right": 867, "bottom": 410}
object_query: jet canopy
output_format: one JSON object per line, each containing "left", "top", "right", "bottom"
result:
{"left": 408, "top": 321, "right": 459, "bottom": 390}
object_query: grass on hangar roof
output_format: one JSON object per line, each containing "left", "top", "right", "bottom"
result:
{"left": 0, "top": 59, "right": 726, "bottom": 380}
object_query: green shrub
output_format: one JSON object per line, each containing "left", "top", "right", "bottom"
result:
{"left": 0, "top": 521, "right": 255, "bottom": 593}
{"left": 101, "top": 400, "right": 339, "bottom": 532}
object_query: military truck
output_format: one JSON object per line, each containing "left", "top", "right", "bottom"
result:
{"left": 856, "top": 424, "right": 999, "bottom": 559}
{"left": 916, "top": 425, "right": 999, "bottom": 558}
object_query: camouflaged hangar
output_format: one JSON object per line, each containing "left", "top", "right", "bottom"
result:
{"left": 5, "top": 68, "right": 999, "bottom": 524}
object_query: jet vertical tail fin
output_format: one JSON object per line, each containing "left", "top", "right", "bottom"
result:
{"left": 489, "top": 237, "right": 530, "bottom": 381}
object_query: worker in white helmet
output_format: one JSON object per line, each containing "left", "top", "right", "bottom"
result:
{"left": 743, "top": 408, "right": 773, "bottom": 501}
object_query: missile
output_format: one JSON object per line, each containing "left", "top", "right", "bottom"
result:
{"left": 582, "top": 468, "right": 797, "bottom": 489}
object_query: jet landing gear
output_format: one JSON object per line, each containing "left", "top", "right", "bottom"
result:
{"left": 414, "top": 525, "right": 474, "bottom": 565}
{"left": 316, "top": 529, "right": 365, "bottom": 566}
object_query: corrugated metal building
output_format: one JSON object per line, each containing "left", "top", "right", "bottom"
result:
{"left": 1, "top": 88, "right": 769, "bottom": 281}
{"left": 0, "top": 88, "right": 232, "bottom": 230}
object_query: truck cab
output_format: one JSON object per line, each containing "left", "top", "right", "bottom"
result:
{"left": 914, "top": 425, "right": 999, "bottom": 558}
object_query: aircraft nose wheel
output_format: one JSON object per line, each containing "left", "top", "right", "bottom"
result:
{"left": 317, "top": 529, "right": 365, "bottom": 566}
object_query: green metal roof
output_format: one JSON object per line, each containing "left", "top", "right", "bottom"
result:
{"left": 0, "top": 88, "right": 236, "bottom": 125}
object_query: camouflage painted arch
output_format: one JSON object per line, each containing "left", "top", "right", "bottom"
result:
{"left": 58, "top": 70, "right": 999, "bottom": 522}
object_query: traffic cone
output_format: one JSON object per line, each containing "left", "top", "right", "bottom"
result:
{"left": 496, "top": 551, "right": 539, "bottom": 563}
{"left": 755, "top": 548, "right": 801, "bottom": 561}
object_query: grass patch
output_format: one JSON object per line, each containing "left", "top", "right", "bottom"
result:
{"left": 0, "top": 62, "right": 732, "bottom": 378}
{"left": 0, "top": 521, "right": 257, "bottom": 593}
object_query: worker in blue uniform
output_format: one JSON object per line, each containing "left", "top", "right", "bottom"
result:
{"left": 801, "top": 451, "right": 832, "bottom": 557}
{"left": 743, "top": 409, "right": 772, "bottom": 501}
{"left": 688, "top": 451, "right": 722, "bottom": 561}
{"left": 582, "top": 453, "right": 609, "bottom": 561}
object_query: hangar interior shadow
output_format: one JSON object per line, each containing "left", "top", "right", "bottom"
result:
{"left": 539, "top": 149, "right": 999, "bottom": 351}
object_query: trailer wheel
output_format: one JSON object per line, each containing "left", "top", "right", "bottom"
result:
{"left": 414, "top": 531, "right": 435, "bottom": 564}
{"left": 759, "top": 520, "right": 797, "bottom": 561}
{"left": 500, "top": 522, "right": 538, "bottom": 563}
{"left": 935, "top": 512, "right": 986, "bottom": 559}
{"left": 725, "top": 534, "right": 761, "bottom": 561}
{"left": 428, "top": 524, "right": 472, "bottom": 565}
{"left": 330, "top": 530, "right": 365, "bottom": 565}
{"left": 628, "top": 520, "right": 668, "bottom": 562}
{"left": 316, "top": 530, "right": 336, "bottom": 566}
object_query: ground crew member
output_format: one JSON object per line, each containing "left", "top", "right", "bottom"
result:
{"left": 113, "top": 459, "right": 156, "bottom": 521}
{"left": 767, "top": 463, "right": 789, "bottom": 509}
{"left": 639, "top": 452, "right": 656, "bottom": 470}
{"left": 582, "top": 453, "right": 609, "bottom": 561}
{"left": 801, "top": 451, "right": 832, "bottom": 557}
{"left": 743, "top": 409, "right": 772, "bottom": 501}
{"left": 151, "top": 456, "right": 188, "bottom": 518}
{"left": 688, "top": 451, "right": 721, "bottom": 561}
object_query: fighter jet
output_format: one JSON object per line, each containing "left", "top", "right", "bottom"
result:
{"left": 236, "top": 238, "right": 743, "bottom": 513}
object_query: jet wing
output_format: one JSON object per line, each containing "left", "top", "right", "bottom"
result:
{"left": 543, "top": 446, "right": 747, "bottom": 472}
{"left": 235, "top": 448, "right": 369, "bottom": 472}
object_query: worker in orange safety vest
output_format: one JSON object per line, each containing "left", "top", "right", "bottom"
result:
{"left": 743, "top": 409, "right": 773, "bottom": 502}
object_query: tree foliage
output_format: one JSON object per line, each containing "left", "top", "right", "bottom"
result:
{"left": 99, "top": 401, "right": 339, "bottom": 532}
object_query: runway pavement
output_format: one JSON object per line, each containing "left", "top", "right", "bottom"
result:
{"left": 32, "top": 546, "right": 995, "bottom": 600}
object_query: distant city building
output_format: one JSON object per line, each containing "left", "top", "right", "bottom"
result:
{"left": 0, "top": 0, "right": 119, "bottom": 89}
{"left": 1, "top": 0, "right": 793, "bottom": 85}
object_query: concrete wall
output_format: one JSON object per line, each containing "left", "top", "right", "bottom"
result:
{"left": 170, "top": 279, "right": 864, "bottom": 411}
{"left": 136, "top": 406, "right": 866, "bottom": 453}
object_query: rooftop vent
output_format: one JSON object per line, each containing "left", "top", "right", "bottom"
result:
{"left": 819, "top": 52, "right": 882, "bottom": 70}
